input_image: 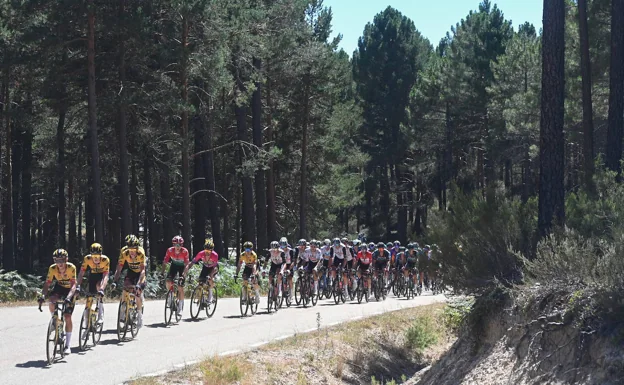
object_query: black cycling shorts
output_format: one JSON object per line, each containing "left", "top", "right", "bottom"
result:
{"left": 125, "top": 269, "right": 141, "bottom": 286}
{"left": 358, "top": 263, "right": 371, "bottom": 273}
{"left": 242, "top": 265, "right": 254, "bottom": 280}
{"left": 88, "top": 273, "right": 104, "bottom": 294}
{"left": 49, "top": 285, "right": 75, "bottom": 315}
{"left": 199, "top": 265, "right": 217, "bottom": 282}
{"left": 346, "top": 259, "right": 354, "bottom": 269}
{"left": 322, "top": 259, "right": 330, "bottom": 268}
{"left": 269, "top": 262, "right": 283, "bottom": 276}
{"left": 167, "top": 263, "right": 185, "bottom": 281}
{"left": 332, "top": 258, "right": 344, "bottom": 268}
{"left": 375, "top": 260, "right": 388, "bottom": 271}
{"left": 305, "top": 260, "right": 317, "bottom": 272}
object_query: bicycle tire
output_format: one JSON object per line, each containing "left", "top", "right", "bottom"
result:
{"left": 311, "top": 278, "right": 318, "bottom": 306}
{"left": 267, "top": 285, "right": 274, "bottom": 313}
{"left": 164, "top": 291, "right": 174, "bottom": 326}
{"left": 250, "top": 288, "right": 259, "bottom": 315}
{"left": 93, "top": 312, "right": 103, "bottom": 345}
{"left": 79, "top": 309, "right": 90, "bottom": 351}
{"left": 46, "top": 317, "right": 58, "bottom": 365}
{"left": 190, "top": 285, "right": 202, "bottom": 320}
{"left": 294, "top": 279, "right": 301, "bottom": 306}
{"left": 130, "top": 307, "right": 139, "bottom": 338}
{"left": 117, "top": 300, "right": 128, "bottom": 341}
{"left": 206, "top": 286, "right": 218, "bottom": 318}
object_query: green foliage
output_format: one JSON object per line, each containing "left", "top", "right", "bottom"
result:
{"left": 405, "top": 313, "right": 441, "bottom": 353}
{"left": 443, "top": 296, "right": 475, "bottom": 333}
{"left": 430, "top": 185, "right": 537, "bottom": 293}
{"left": 0, "top": 269, "right": 42, "bottom": 302}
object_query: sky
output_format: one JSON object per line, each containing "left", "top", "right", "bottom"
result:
{"left": 324, "top": 0, "right": 544, "bottom": 56}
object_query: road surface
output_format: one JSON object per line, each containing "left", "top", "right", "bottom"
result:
{"left": 0, "top": 293, "right": 445, "bottom": 385}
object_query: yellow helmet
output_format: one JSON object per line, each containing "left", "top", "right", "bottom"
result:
{"left": 53, "top": 248, "right": 69, "bottom": 261}
{"left": 204, "top": 238, "right": 215, "bottom": 250}
{"left": 90, "top": 243, "right": 103, "bottom": 254}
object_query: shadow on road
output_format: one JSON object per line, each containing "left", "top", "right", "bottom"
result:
{"left": 222, "top": 315, "right": 244, "bottom": 319}
{"left": 101, "top": 328, "right": 118, "bottom": 335}
{"left": 97, "top": 338, "right": 125, "bottom": 346}
{"left": 145, "top": 322, "right": 166, "bottom": 328}
{"left": 15, "top": 360, "right": 54, "bottom": 369}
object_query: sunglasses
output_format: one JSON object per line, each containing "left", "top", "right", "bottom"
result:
{"left": 245, "top": 248, "right": 252, "bottom": 252}
{"left": 174, "top": 243, "right": 182, "bottom": 247}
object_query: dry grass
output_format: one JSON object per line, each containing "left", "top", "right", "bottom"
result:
{"left": 127, "top": 303, "right": 454, "bottom": 385}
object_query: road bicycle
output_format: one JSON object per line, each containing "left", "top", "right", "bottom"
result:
{"left": 189, "top": 276, "right": 218, "bottom": 320}
{"left": 164, "top": 277, "right": 184, "bottom": 325}
{"left": 373, "top": 268, "right": 388, "bottom": 301}
{"left": 265, "top": 271, "right": 282, "bottom": 313}
{"left": 78, "top": 290, "right": 104, "bottom": 350}
{"left": 280, "top": 269, "right": 293, "bottom": 308}
{"left": 239, "top": 275, "right": 259, "bottom": 316}
{"left": 347, "top": 268, "right": 357, "bottom": 301}
{"left": 393, "top": 268, "right": 405, "bottom": 297}
{"left": 332, "top": 266, "right": 346, "bottom": 304}
{"left": 404, "top": 268, "right": 419, "bottom": 299}
{"left": 295, "top": 268, "right": 316, "bottom": 307}
{"left": 117, "top": 287, "right": 141, "bottom": 341}
{"left": 39, "top": 299, "right": 68, "bottom": 365}
{"left": 356, "top": 270, "right": 371, "bottom": 304}
{"left": 318, "top": 265, "right": 332, "bottom": 300}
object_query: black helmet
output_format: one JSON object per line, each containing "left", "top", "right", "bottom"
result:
{"left": 377, "top": 242, "right": 385, "bottom": 248}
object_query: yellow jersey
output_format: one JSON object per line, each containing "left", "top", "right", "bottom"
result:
{"left": 46, "top": 263, "right": 77, "bottom": 289}
{"left": 240, "top": 251, "right": 257, "bottom": 265}
{"left": 118, "top": 247, "right": 147, "bottom": 273}
{"left": 80, "top": 254, "right": 110, "bottom": 274}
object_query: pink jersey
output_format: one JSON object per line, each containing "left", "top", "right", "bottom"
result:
{"left": 192, "top": 250, "right": 219, "bottom": 267}
{"left": 163, "top": 247, "right": 189, "bottom": 265}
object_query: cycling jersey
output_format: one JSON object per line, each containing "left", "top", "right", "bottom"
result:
{"left": 193, "top": 250, "right": 219, "bottom": 267}
{"left": 268, "top": 248, "right": 286, "bottom": 264}
{"left": 163, "top": 247, "right": 190, "bottom": 266}
{"left": 372, "top": 249, "right": 390, "bottom": 262}
{"left": 46, "top": 263, "right": 77, "bottom": 289}
{"left": 304, "top": 248, "right": 322, "bottom": 263}
{"left": 320, "top": 245, "right": 332, "bottom": 260}
{"left": 118, "top": 248, "right": 147, "bottom": 273}
{"left": 345, "top": 247, "right": 355, "bottom": 261}
{"left": 294, "top": 247, "right": 307, "bottom": 262}
{"left": 280, "top": 246, "right": 293, "bottom": 264}
{"left": 80, "top": 254, "right": 110, "bottom": 274}
{"left": 357, "top": 250, "right": 373, "bottom": 265}
{"left": 406, "top": 251, "right": 418, "bottom": 263}
{"left": 240, "top": 251, "right": 257, "bottom": 266}
{"left": 330, "top": 244, "right": 346, "bottom": 260}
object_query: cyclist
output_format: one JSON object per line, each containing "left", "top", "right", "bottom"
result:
{"left": 76, "top": 243, "right": 109, "bottom": 325}
{"left": 112, "top": 235, "right": 146, "bottom": 328}
{"left": 419, "top": 244, "right": 430, "bottom": 290}
{"left": 403, "top": 243, "right": 419, "bottom": 288}
{"left": 39, "top": 249, "right": 77, "bottom": 355}
{"left": 235, "top": 241, "right": 260, "bottom": 304}
{"left": 330, "top": 238, "right": 348, "bottom": 295}
{"left": 300, "top": 239, "right": 322, "bottom": 295}
{"left": 367, "top": 242, "right": 376, "bottom": 252}
{"left": 355, "top": 244, "right": 373, "bottom": 297}
{"left": 184, "top": 238, "right": 219, "bottom": 306}
{"left": 279, "top": 237, "right": 295, "bottom": 301}
{"left": 265, "top": 241, "right": 286, "bottom": 297}
{"left": 294, "top": 239, "right": 307, "bottom": 263}
{"left": 161, "top": 235, "right": 189, "bottom": 317}
{"left": 372, "top": 242, "right": 390, "bottom": 289}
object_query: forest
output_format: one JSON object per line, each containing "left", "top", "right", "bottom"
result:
{"left": 0, "top": 0, "right": 623, "bottom": 285}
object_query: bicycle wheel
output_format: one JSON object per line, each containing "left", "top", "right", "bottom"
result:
{"left": 267, "top": 285, "right": 274, "bottom": 313}
{"left": 240, "top": 288, "right": 248, "bottom": 316}
{"left": 46, "top": 317, "right": 58, "bottom": 365}
{"left": 175, "top": 298, "right": 183, "bottom": 323}
{"left": 117, "top": 301, "right": 128, "bottom": 341}
{"left": 190, "top": 285, "right": 202, "bottom": 320}
{"left": 206, "top": 286, "right": 218, "bottom": 318}
{"left": 284, "top": 283, "right": 292, "bottom": 308}
{"left": 332, "top": 280, "right": 340, "bottom": 305}
{"left": 93, "top": 308, "right": 103, "bottom": 345}
{"left": 294, "top": 279, "right": 301, "bottom": 306}
{"left": 357, "top": 280, "right": 364, "bottom": 304}
{"left": 250, "top": 287, "right": 259, "bottom": 315}
{"left": 79, "top": 309, "right": 90, "bottom": 350}
{"left": 130, "top": 307, "right": 139, "bottom": 338}
{"left": 164, "top": 290, "right": 174, "bottom": 326}
{"left": 311, "top": 279, "right": 318, "bottom": 306}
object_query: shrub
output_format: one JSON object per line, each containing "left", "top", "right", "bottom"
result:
{"left": 405, "top": 314, "right": 441, "bottom": 353}
{"left": 0, "top": 269, "right": 43, "bottom": 302}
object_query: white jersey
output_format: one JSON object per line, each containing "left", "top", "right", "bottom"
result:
{"left": 280, "top": 246, "right": 292, "bottom": 264}
{"left": 269, "top": 249, "right": 285, "bottom": 264}
{"left": 344, "top": 247, "right": 354, "bottom": 261}
{"left": 304, "top": 247, "right": 322, "bottom": 263}
{"left": 331, "top": 244, "right": 346, "bottom": 259}
{"left": 321, "top": 245, "right": 332, "bottom": 260}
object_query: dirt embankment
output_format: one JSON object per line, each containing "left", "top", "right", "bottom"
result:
{"left": 415, "top": 287, "right": 624, "bottom": 385}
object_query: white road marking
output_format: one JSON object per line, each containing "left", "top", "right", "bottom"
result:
{"left": 140, "top": 369, "right": 168, "bottom": 378}
{"left": 274, "top": 334, "right": 292, "bottom": 341}
{"left": 250, "top": 341, "right": 267, "bottom": 348}
{"left": 219, "top": 349, "right": 241, "bottom": 356}
{"left": 352, "top": 316, "right": 363, "bottom": 320}
{"left": 303, "top": 328, "right": 316, "bottom": 333}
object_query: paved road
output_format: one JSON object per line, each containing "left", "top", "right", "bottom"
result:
{"left": 0, "top": 292, "right": 445, "bottom": 385}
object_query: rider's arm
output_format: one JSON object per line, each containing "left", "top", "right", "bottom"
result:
{"left": 41, "top": 270, "right": 52, "bottom": 298}
{"left": 138, "top": 258, "right": 147, "bottom": 285}
{"left": 161, "top": 249, "right": 171, "bottom": 275}
{"left": 76, "top": 257, "right": 88, "bottom": 289}
{"left": 113, "top": 261, "right": 123, "bottom": 283}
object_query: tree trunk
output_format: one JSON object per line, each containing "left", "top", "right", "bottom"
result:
{"left": 380, "top": 164, "right": 391, "bottom": 239}
{"left": 78, "top": 198, "right": 82, "bottom": 253}
{"left": 201, "top": 109, "right": 223, "bottom": 258}
{"left": 606, "top": 0, "right": 624, "bottom": 174}
{"left": 21, "top": 122, "right": 33, "bottom": 272}
{"left": 2, "top": 64, "right": 15, "bottom": 270}
{"left": 223, "top": 173, "right": 231, "bottom": 259}
{"left": 504, "top": 158, "right": 512, "bottom": 190}
{"left": 578, "top": 0, "right": 595, "bottom": 188}
{"left": 265, "top": 73, "right": 277, "bottom": 242}
{"left": 57, "top": 104, "right": 66, "bottom": 248}
{"left": 117, "top": 0, "right": 131, "bottom": 236}
{"left": 12, "top": 122, "right": 22, "bottom": 253}
{"left": 396, "top": 165, "right": 407, "bottom": 244}
{"left": 192, "top": 113, "right": 207, "bottom": 256}
{"left": 87, "top": 1, "right": 104, "bottom": 242}
{"left": 160, "top": 157, "right": 174, "bottom": 256}
{"left": 131, "top": 159, "right": 139, "bottom": 234}
{"left": 37, "top": 199, "right": 43, "bottom": 263}
{"left": 86, "top": 190, "right": 94, "bottom": 247}
{"left": 68, "top": 178, "right": 76, "bottom": 260}
{"left": 299, "top": 80, "right": 310, "bottom": 239}
{"left": 252, "top": 57, "right": 268, "bottom": 253}
{"left": 538, "top": 0, "right": 566, "bottom": 238}
{"left": 180, "top": 15, "right": 192, "bottom": 251}
{"left": 144, "top": 152, "right": 156, "bottom": 266}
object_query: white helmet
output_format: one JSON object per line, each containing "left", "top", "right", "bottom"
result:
{"left": 323, "top": 239, "right": 331, "bottom": 246}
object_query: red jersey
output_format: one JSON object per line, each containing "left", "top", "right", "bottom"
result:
{"left": 192, "top": 250, "right": 219, "bottom": 268}
{"left": 357, "top": 250, "right": 373, "bottom": 265}
{"left": 163, "top": 247, "right": 190, "bottom": 266}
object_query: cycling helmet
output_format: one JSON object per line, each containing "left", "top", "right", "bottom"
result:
{"left": 353, "top": 239, "right": 361, "bottom": 246}
{"left": 279, "top": 237, "right": 288, "bottom": 246}
{"left": 323, "top": 239, "right": 331, "bottom": 246}
{"left": 377, "top": 242, "right": 386, "bottom": 249}
{"left": 298, "top": 239, "right": 307, "bottom": 246}
{"left": 90, "top": 243, "right": 103, "bottom": 254}
{"left": 53, "top": 248, "right": 69, "bottom": 261}
{"left": 368, "top": 242, "right": 375, "bottom": 251}
{"left": 243, "top": 241, "right": 254, "bottom": 250}
{"left": 399, "top": 246, "right": 406, "bottom": 252}
{"left": 271, "top": 241, "right": 279, "bottom": 248}
{"left": 310, "top": 239, "right": 318, "bottom": 247}
{"left": 407, "top": 243, "right": 415, "bottom": 250}
{"left": 341, "top": 237, "right": 349, "bottom": 244}
{"left": 424, "top": 244, "right": 431, "bottom": 250}
{"left": 306, "top": 241, "right": 310, "bottom": 247}
{"left": 125, "top": 234, "right": 140, "bottom": 247}
{"left": 394, "top": 240, "right": 401, "bottom": 247}
{"left": 333, "top": 238, "right": 341, "bottom": 245}
{"left": 172, "top": 235, "right": 184, "bottom": 245}
{"left": 386, "top": 242, "right": 393, "bottom": 249}
{"left": 204, "top": 238, "right": 215, "bottom": 250}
